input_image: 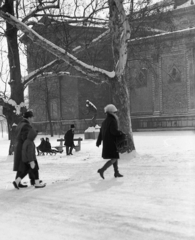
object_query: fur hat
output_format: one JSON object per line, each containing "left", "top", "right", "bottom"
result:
{"left": 70, "top": 124, "right": 75, "bottom": 128}
{"left": 23, "top": 110, "right": 34, "bottom": 119}
{"left": 104, "top": 104, "right": 118, "bottom": 113}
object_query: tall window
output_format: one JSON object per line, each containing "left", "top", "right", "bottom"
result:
{"left": 136, "top": 68, "right": 147, "bottom": 88}
{"left": 50, "top": 99, "right": 58, "bottom": 119}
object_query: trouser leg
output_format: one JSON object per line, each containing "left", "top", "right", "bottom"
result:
{"left": 29, "top": 168, "right": 39, "bottom": 180}
{"left": 37, "top": 147, "right": 39, "bottom": 155}
{"left": 69, "top": 145, "right": 74, "bottom": 155}
{"left": 15, "top": 170, "right": 28, "bottom": 180}
{"left": 66, "top": 146, "right": 69, "bottom": 155}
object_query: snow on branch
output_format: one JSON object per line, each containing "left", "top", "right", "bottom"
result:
{"left": 128, "top": 26, "right": 195, "bottom": 43}
{"left": 22, "top": 59, "right": 62, "bottom": 87}
{"left": 0, "top": 10, "right": 115, "bottom": 79}
{"left": 68, "top": 61, "right": 107, "bottom": 85}
{"left": 72, "top": 29, "right": 110, "bottom": 54}
{"left": 1, "top": 97, "right": 27, "bottom": 115}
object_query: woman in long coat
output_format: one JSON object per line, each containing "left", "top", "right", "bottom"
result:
{"left": 96, "top": 104, "right": 123, "bottom": 179}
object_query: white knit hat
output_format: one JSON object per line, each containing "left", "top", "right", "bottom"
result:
{"left": 104, "top": 104, "right": 118, "bottom": 113}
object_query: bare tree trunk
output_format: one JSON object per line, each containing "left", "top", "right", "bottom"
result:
{"left": 109, "top": 0, "right": 135, "bottom": 151}
{"left": 45, "top": 79, "right": 53, "bottom": 137}
{"left": 2, "top": 0, "right": 24, "bottom": 154}
{"left": 47, "top": 107, "right": 54, "bottom": 137}
{"left": 111, "top": 76, "right": 135, "bottom": 151}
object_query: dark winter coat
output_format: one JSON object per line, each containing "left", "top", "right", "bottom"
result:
{"left": 45, "top": 141, "right": 51, "bottom": 151}
{"left": 96, "top": 113, "right": 123, "bottom": 159}
{"left": 64, "top": 129, "right": 75, "bottom": 147}
{"left": 37, "top": 139, "right": 46, "bottom": 152}
{"left": 19, "top": 128, "right": 39, "bottom": 173}
{"left": 22, "top": 128, "right": 37, "bottom": 163}
{"left": 13, "top": 119, "right": 32, "bottom": 171}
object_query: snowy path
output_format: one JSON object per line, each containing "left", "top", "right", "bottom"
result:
{"left": 0, "top": 131, "right": 195, "bottom": 240}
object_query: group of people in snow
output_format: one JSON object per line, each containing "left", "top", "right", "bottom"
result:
{"left": 12, "top": 102, "right": 127, "bottom": 189}
{"left": 13, "top": 110, "right": 46, "bottom": 189}
{"left": 37, "top": 137, "right": 62, "bottom": 155}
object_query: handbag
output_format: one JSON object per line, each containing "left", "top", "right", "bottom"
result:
{"left": 116, "top": 133, "right": 128, "bottom": 154}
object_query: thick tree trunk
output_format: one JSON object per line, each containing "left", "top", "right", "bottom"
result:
{"left": 111, "top": 75, "right": 135, "bottom": 151}
{"left": 3, "top": 0, "right": 24, "bottom": 154}
{"left": 4, "top": 1, "right": 23, "bottom": 104}
{"left": 109, "top": 0, "right": 135, "bottom": 151}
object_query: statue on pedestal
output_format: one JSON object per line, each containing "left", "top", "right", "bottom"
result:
{"left": 86, "top": 100, "right": 97, "bottom": 127}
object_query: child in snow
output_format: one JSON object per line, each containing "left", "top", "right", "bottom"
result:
{"left": 13, "top": 128, "right": 46, "bottom": 189}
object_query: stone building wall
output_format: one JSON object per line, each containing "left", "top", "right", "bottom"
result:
{"left": 25, "top": 4, "right": 195, "bottom": 132}
{"left": 129, "top": 26, "right": 195, "bottom": 130}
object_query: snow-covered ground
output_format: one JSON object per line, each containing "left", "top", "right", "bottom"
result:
{"left": 0, "top": 131, "right": 195, "bottom": 240}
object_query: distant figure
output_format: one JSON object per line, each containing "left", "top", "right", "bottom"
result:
{"left": 86, "top": 100, "right": 97, "bottom": 127}
{"left": 45, "top": 137, "right": 52, "bottom": 152}
{"left": 37, "top": 138, "right": 46, "bottom": 155}
{"left": 64, "top": 124, "right": 75, "bottom": 156}
{"left": 96, "top": 104, "right": 123, "bottom": 179}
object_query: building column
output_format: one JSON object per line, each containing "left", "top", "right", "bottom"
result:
{"left": 186, "top": 47, "right": 195, "bottom": 113}
{"left": 153, "top": 56, "right": 162, "bottom": 116}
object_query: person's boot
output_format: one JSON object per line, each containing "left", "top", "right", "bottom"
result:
{"left": 18, "top": 183, "right": 28, "bottom": 188}
{"left": 97, "top": 160, "right": 113, "bottom": 179}
{"left": 34, "top": 180, "right": 46, "bottom": 188}
{"left": 13, "top": 177, "right": 21, "bottom": 190}
{"left": 13, "top": 181, "right": 19, "bottom": 190}
{"left": 113, "top": 161, "right": 123, "bottom": 178}
{"left": 30, "top": 179, "right": 43, "bottom": 186}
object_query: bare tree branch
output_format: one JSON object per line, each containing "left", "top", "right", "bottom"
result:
{"left": 22, "top": 0, "right": 60, "bottom": 23}
{"left": 23, "top": 59, "right": 62, "bottom": 87}
{"left": 0, "top": 10, "right": 115, "bottom": 79}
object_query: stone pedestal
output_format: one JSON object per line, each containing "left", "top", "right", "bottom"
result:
{"left": 84, "top": 125, "right": 100, "bottom": 139}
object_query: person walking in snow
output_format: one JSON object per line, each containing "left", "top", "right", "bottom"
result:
{"left": 96, "top": 104, "right": 124, "bottom": 179}
{"left": 13, "top": 110, "right": 38, "bottom": 187}
{"left": 86, "top": 100, "right": 97, "bottom": 127}
{"left": 13, "top": 128, "right": 46, "bottom": 189}
{"left": 64, "top": 124, "right": 75, "bottom": 155}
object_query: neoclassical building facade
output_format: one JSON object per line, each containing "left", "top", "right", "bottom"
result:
{"left": 129, "top": 1, "right": 195, "bottom": 130}
{"left": 24, "top": 0, "right": 195, "bottom": 132}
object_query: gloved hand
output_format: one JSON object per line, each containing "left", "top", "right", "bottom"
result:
{"left": 96, "top": 143, "right": 99, "bottom": 147}
{"left": 30, "top": 161, "right": 35, "bottom": 169}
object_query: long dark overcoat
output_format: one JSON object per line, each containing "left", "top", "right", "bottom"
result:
{"left": 96, "top": 113, "right": 122, "bottom": 159}
{"left": 19, "top": 128, "right": 39, "bottom": 174}
{"left": 64, "top": 129, "right": 74, "bottom": 147}
{"left": 13, "top": 119, "right": 32, "bottom": 171}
